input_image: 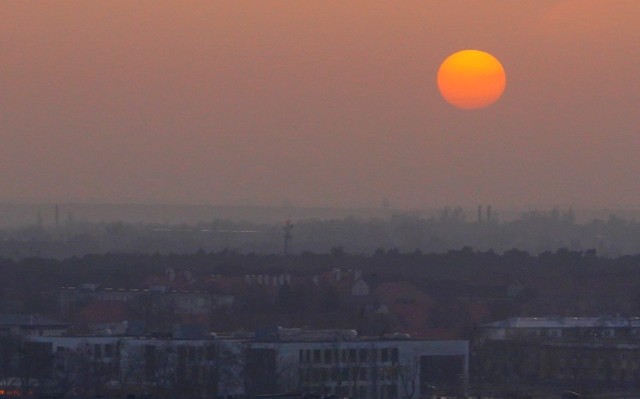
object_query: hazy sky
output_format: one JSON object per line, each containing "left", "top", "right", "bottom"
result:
{"left": 1, "top": 1, "right": 639, "bottom": 209}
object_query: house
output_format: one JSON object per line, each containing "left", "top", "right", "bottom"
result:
{"left": 76, "top": 300, "right": 136, "bottom": 335}
{"left": 373, "top": 282, "right": 436, "bottom": 338}
{"left": 351, "top": 278, "right": 370, "bottom": 297}
{"left": 318, "top": 269, "right": 371, "bottom": 299}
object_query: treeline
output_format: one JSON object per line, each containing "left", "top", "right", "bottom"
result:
{"left": 2, "top": 248, "right": 640, "bottom": 319}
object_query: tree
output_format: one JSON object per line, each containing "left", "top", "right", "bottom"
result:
{"left": 217, "top": 340, "right": 244, "bottom": 395}
{"left": 395, "top": 355, "right": 419, "bottom": 399}
{"left": 276, "top": 352, "right": 300, "bottom": 393}
{"left": 0, "top": 335, "right": 21, "bottom": 393}
{"left": 15, "top": 340, "right": 54, "bottom": 397}
{"left": 114, "top": 340, "right": 145, "bottom": 398}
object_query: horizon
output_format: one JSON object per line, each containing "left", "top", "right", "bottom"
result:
{"left": 0, "top": 201, "right": 639, "bottom": 229}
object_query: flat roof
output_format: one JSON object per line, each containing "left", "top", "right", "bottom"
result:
{"left": 483, "top": 316, "right": 640, "bottom": 329}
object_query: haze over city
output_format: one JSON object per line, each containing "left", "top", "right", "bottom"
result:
{"left": 2, "top": 1, "right": 639, "bottom": 210}
{"left": 6, "top": 3, "right": 640, "bottom": 398}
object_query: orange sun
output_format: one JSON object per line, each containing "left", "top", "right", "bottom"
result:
{"left": 437, "top": 50, "right": 506, "bottom": 110}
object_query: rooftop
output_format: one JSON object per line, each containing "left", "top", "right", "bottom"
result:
{"left": 0, "top": 314, "right": 67, "bottom": 327}
{"left": 483, "top": 316, "right": 640, "bottom": 329}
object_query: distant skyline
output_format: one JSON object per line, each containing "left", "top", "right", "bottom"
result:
{"left": 1, "top": 1, "right": 639, "bottom": 209}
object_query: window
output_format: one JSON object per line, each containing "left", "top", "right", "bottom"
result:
{"left": 104, "top": 344, "right": 113, "bottom": 358}
{"left": 320, "top": 368, "right": 327, "bottom": 382}
{"left": 314, "top": 349, "right": 321, "bottom": 363}
{"left": 341, "top": 367, "right": 349, "bottom": 380}
{"left": 206, "top": 345, "right": 215, "bottom": 361}
{"left": 359, "top": 349, "right": 368, "bottom": 362}
{"left": 548, "top": 329, "right": 561, "bottom": 338}
{"left": 381, "top": 348, "right": 389, "bottom": 362}
{"left": 349, "top": 349, "right": 357, "bottom": 363}
{"left": 360, "top": 367, "right": 368, "bottom": 381}
{"left": 390, "top": 348, "right": 399, "bottom": 363}
{"left": 300, "top": 368, "right": 308, "bottom": 383}
{"left": 94, "top": 344, "right": 102, "bottom": 358}
{"left": 299, "top": 350, "right": 304, "bottom": 363}
{"left": 324, "top": 349, "right": 332, "bottom": 363}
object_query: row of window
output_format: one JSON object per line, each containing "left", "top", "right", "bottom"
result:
{"left": 299, "top": 366, "right": 400, "bottom": 383}
{"left": 299, "top": 348, "right": 399, "bottom": 364}
{"left": 55, "top": 343, "right": 216, "bottom": 362}
{"left": 301, "top": 383, "right": 399, "bottom": 399}
{"left": 508, "top": 328, "right": 637, "bottom": 339}
{"left": 55, "top": 343, "right": 116, "bottom": 358}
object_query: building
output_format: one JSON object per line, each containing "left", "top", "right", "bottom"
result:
{"left": 59, "top": 284, "right": 234, "bottom": 335}
{"left": 0, "top": 314, "right": 67, "bottom": 337}
{"left": 480, "top": 316, "right": 640, "bottom": 341}
{"left": 28, "top": 335, "right": 221, "bottom": 399}
{"left": 476, "top": 316, "right": 640, "bottom": 394}
{"left": 24, "top": 327, "right": 468, "bottom": 399}
{"left": 245, "top": 327, "right": 469, "bottom": 399}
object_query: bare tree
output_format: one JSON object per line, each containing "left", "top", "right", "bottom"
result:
{"left": 115, "top": 340, "right": 145, "bottom": 397}
{"left": 217, "top": 340, "right": 244, "bottom": 395}
{"left": 147, "top": 341, "right": 177, "bottom": 399}
{"left": 49, "top": 349, "right": 77, "bottom": 397}
{"left": 16, "top": 340, "right": 53, "bottom": 397}
{"left": 0, "top": 335, "right": 21, "bottom": 394}
{"left": 48, "top": 343, "right": 94, "bottom": 398}
{"left": 395, "top": 355, "right": 419, "bottom": 399}
{"left": 276, "top": 351, "right": 299, "bottom": 393}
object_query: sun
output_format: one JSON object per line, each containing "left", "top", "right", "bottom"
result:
{"left": 437, "top": 50, "right": 506, "bottom": 110}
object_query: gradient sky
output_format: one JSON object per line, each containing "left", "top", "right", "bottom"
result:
{"left": 1, "top": 1, "right": 639, "bottom": 209}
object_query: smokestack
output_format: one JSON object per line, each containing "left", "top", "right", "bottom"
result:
{"left": 486, "top": 205, "right": 492, "bottom": 222}
{"left": 54, "top": 205, "right": 59, "bottom": 229}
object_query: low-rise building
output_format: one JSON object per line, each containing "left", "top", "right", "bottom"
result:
{"left": 0, "top": 314, "right": 67, "bottom": 336}
{"left": 245, "top": 327, "right": 469, "bottom": 398}
{"left": 23, "top": 327, "right": 468, "bottom": 399}
{"left": 476, "top": 316, "right": 640, "bottom": 394}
